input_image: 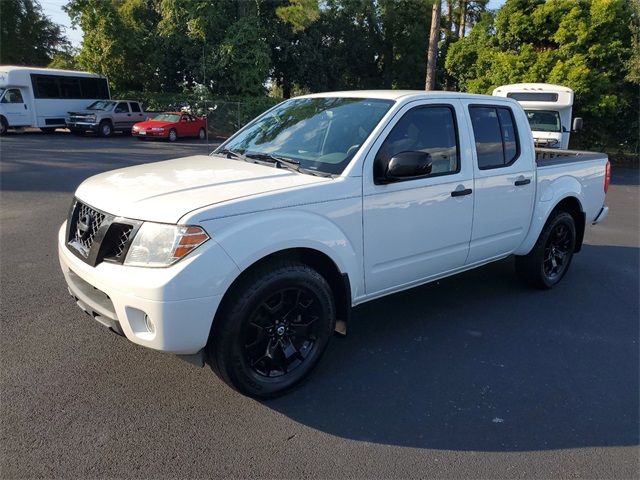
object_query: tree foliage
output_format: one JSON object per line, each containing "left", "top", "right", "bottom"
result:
{"left": 0, "top": 0, "right": 69, "bottom": 66}
{"left": 445, "top": 0, "right": 638, "bottom": 149}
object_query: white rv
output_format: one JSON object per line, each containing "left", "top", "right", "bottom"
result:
{"left": 492, "top": 83, "right": 582, "bottom": 149}
{"left": 0, "top": 66, "right": 110, "bottom": 135}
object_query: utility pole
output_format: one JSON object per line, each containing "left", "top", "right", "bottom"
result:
{"left": 425, "top": 0, "right": 441, "bottom": 90}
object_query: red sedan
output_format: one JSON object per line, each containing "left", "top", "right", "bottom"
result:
{"left": 132, "top": 112, "right": 207, "bottom": 141}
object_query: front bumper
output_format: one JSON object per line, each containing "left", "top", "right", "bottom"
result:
{"left": 66, "top": 121, "right": 99, "bottom": 130}
{"left": 58, "top": 222, "right": 239, "bottom": 354}
{"left": 132, "top": 129, "right": 168, "bottom": 138}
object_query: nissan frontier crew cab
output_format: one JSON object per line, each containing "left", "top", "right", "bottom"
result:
{"left": 58, "top": 91, "right": 610, "bottom": 398}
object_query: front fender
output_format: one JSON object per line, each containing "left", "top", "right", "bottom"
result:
{"left": 202, "top": 209, "right": 362, "bottom": 300}
{"left": 514, "top": 175, "right": 584, "bottom": 256}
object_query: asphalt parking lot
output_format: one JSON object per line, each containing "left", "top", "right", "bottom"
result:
{"left": 1, "top": 130, "right": 638, "bottom": 479}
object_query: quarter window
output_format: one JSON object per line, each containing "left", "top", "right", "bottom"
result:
{"left": 376, "top": 105, "right": 459, "bottom": 179}
{"left": 469, "top": 106, "right": 520, "bottom": 169}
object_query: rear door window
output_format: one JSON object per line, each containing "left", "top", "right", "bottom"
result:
{"left": 469, "top": 106, "right": 520, "bottom": 169}
{"left": 129, "top": 102, "right": 141, "bottom": 112}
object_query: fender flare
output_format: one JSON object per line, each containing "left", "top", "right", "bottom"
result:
{"left": 515, "top": 175, "right": 585, "bottom": 256}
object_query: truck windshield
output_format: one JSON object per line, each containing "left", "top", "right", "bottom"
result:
{"left": 87, "top": 100, "right": 115, "bottom": 110}
{"left": 216, "top": 97, "right": 394, "bottom": 175}
{"left": 525, "top": 110, "right": 561, "bottom": 133}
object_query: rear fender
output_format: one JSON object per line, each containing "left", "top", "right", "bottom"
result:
{"left": 515, "top": 175, "right": 584, "bottom": 256}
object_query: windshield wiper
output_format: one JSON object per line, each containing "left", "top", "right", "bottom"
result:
{"left": 245, "top": 152, "right": 335, "bottom": 178}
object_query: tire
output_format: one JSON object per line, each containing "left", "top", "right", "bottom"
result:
{"left": 198, "top": 128, "right": 206, "bottom": 140}
{"left": 207, "top": 260, "right": 336, "bottom": 398}
{"left": 0, "top": 117, "right": 7, "bottom": 136}
{"left": 98, "top": 120, "right": 113, "bottom": 138}
{"left": 516, "top": 211, "right": 576, "bottom": 289}
{"left": 168, "top": 128, "right": 177, "bottom": 142}
{"left": 41, "top": 127, "right": 56, "bottom": 134}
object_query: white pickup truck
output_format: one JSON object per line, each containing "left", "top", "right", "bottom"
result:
{"left": 58, "top": 91, "right": 610, "bottom": 397}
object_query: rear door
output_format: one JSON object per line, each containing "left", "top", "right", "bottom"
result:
{"left": 113, "top": 101, "right": 131, "bottom": 129}
{"left": 362, "top": 99, "right": 474, "bottom": 295}
{"left": 461, "top": 100, "right": 536, "bottom": 264}
{"left": 128, "top": 102, "right": 145, "bottom": 125}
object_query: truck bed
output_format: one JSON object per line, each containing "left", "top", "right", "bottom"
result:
{"left": 535, "top": 148, "right": 607, "bottom": 167}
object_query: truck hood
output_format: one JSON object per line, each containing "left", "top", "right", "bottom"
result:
{"left": 75, "top": 155, "right": 329, "bottom": 223}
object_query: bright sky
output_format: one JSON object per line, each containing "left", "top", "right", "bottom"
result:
{"left": 40, "top": 0, "right": 83, "bottom": 46}
{"left": 40, "top": 0, "right": 507, "bottom": 49}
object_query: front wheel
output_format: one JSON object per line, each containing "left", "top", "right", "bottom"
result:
{"left": 516, "top": 211, "right": 576, "bottom": 289}
{"left": 98, "top": 120, "right": 113, "bottom": 138}
{"left": 198, "top": 127, "right": 206, "bottom": 140}
{"left": 207, "top": 261, "right": 336, "bottom": 398}
{"left": 168, "top": 128, "right": 177, "bottom": 142}
{"left": 0, "top": 117, "right": 7, "bottom": 136}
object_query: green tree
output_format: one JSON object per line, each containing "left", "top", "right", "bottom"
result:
{"left": 445, "top": 0, "right": 638, "bottom": 149}
{"left": 0, "top": 0, "right": 69, "bottom": 66}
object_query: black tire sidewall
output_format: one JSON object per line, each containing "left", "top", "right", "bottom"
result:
{"left": 211, "top": 264, "right": 335, "bottom": 398}
{"left": 538, "top": 212, "right": 576, "bottom": 287}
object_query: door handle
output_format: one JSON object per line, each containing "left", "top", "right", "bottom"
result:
{"left": 515, "top": 178, "right": 531, "bottom": 186}
{"left": 127, "top": 113, "right": 131, "bottom": 116}
{"left": 451, "top": 188, "right": 472, "bottom": 197}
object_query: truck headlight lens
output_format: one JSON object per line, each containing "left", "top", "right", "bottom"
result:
{"left": 124, "top": 223, "right": 209, "bottom": 267}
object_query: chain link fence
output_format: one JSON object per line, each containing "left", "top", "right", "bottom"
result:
{"left": 117, "top": 91, "right": 281, "bottom": 140}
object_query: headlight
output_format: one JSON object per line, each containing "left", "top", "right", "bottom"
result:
{"left": 124, "top": 223, "right": 209, "bottom": 267}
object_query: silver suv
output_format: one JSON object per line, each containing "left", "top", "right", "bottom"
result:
{"left": 67, "top": 100, "right": 146, "bottom": 137}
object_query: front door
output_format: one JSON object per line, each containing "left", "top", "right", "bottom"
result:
{"left": 462, "top": 100, "right": 536, "bottom": 264}
{"left": 1, "top": 88, "right": 29, "bottom": 126}
{"left": 362, "top": 100, "right": 474, "bottom": 295}
{"left": 113, "top": 101, "right": 131, "bottom": 129}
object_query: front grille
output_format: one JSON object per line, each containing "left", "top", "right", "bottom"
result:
{"left": 66, "top": 200, "right": 140, "bottom": 266}
{"left": 73, "top": 203, "right": 106, "bottom": 255}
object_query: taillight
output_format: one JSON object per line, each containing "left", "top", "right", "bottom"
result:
{"left": 604, "top": 160, "right": 611, "bottom": 194}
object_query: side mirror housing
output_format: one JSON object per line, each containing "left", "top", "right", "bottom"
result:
{"left": 378, "top": 151, "right": 433, "bottom": 184}
{"left": 572, "top": 117, "right": 583, "bottom": 132}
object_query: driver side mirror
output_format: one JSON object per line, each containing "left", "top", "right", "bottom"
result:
{"left": 377, "top": 151, "right": 433, "bottom": 184}
{"left": 572, "top": 117, "right": 583, "bottom": 132}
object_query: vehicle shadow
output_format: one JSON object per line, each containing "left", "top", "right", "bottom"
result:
{"left": 265, "top": 245, "right": 639, "bottom": 451}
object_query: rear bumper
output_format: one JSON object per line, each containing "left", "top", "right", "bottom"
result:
{"left": 593, "top": 205, "right": 609, "bottom": 224}
{"left": 58, "top": 222, "right": 239, "bottom": 354}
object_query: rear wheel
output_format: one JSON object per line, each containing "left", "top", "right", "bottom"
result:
{"left": 207, "top": 261, "right": 336, "bottom": 398}
{"left": 198, "top": 127, "right": 206, "bottom": 140}
{"left": 98, "top": 120, "right": 113, "bottom": 138}
{"left": 516, "top": 211, "right": 576, "bottom": 289}
{"left": 0, "top": 117, "right": 7, "bottom": 136}
{"left": 168, "top": 128, "right": 177, "bottom": 142}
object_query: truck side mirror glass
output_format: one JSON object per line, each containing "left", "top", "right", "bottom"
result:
{"left": 382, "top": 151, "right": 433, "bottom": 183}
{"left": 572, "top": 117, "right": 583, "bottom": 132}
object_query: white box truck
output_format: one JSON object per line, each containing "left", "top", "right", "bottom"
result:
{"left": 0, "top": 66, "right": 110, "bottom": 135}
{"left": 492, "top": 83, "right": 582, "bottom": 149}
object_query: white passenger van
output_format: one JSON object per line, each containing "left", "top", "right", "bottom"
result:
{"left": 0, "top": 66, "right": 110, "bottom": 135}
{"left": 492, "top": 83, "right": 582, "bottom": 149}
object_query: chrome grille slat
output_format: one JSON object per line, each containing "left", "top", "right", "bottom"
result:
{"left": 66, "top": 200, "right": 137, "bottom": 265}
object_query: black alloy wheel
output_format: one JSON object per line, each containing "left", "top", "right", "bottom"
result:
{"left": 543, "top": 222, "right": 572, "bottom": 281}
{"left": 243, "top": 287, "right": 323, "bottom": 378}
